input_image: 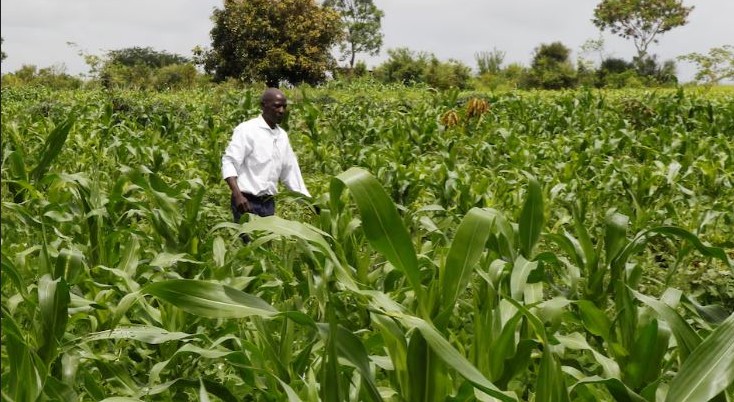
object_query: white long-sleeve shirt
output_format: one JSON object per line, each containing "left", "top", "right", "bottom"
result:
{"left": 221, "top": 115, "right": 311, "bottom": 198}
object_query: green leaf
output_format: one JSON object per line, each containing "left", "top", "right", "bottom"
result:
{"left": 54, "top": 248, "right": 85, "bottom": 284}
{"left": 30, "top": 115, "right": 76, "bottom": 182}
{"left": 212, "top": 236, "right": 226, "bottom": 268}
{"left": 488, "top": 313, "right": 523, "bottom": 381}
{"left": 632, "top": 290, "right": 701, "bottom": 361}
{"left": 518, "top": 173, "right": 544, "bottom": 258}
{"left": 143, "top": 279, "right": 278, "bottom": 318}
{"left": 371, "top": 313, "right": 410, "bottom": 396}
{"left": 576, "top": 300, "right": 612, "bottom": 340}
{"left": 504, "top": 297, "right": 568, "bottom": 401}
{"left": 332, "top": 168, "right": 423, "bottom": 304}
{"left": 604, "top": 212, "right": 629, "bottom": 264}
{"left": 510, "top": 254, "right": 538, "bottom": 301}
{"left": 2, "top": 308, "right": 43, "bottom": 402}
{"left": 572, "top": 204, "right": 599, "bottom": 281}
{"left": 38, "top": 274, "right": 70, "bottom": 365}
{"left": 316, "top": 323, "right": 383, "bottom": 402}
{"left": 666, "top": 313, "right": 734, "bottom": 402}
{"left": 536, "top": 344, "right": 569, "bottom": 402}
{"left": 83, "top": 326, "right": 194, "bottom": 344}
{"left": 117, "top": 236, "right": 140, "bottom": 277}
{"left": 570, "top": 376, "right": 647, "bottom": 402}
{"left": 149, "top": 252, "right": 201, "bottom": 269}
{"left": 614, "top": 226, "right": 733, "bottom": 275}
{"left": 238, "top": 216, "right": 358, "bottom": 289}
{"left": 624, "top": 319, "right": 668, "bottom": 390}
{"left": 555, "top": 333, "right": 620, "bottom": 379}
{"left": 394, "top": 314, "right": 516, "bottom": 401}
{"left": 439, "top": 207, "right": 495, "bottom": 319}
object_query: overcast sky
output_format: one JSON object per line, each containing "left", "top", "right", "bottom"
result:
{"left": 1, "top": 0, "right": 732, "bottom": 83}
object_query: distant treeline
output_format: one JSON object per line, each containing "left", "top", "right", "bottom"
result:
{"left": 0, "top": 44, "right": 695, "bottom": 91}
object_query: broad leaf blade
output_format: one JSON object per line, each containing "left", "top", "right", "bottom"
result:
{"left": 333, "top": 168, "right": 422, "bottom": 300}
{"left": 518, "top": 173, "right": 544, "bottom": 258}
{"left": 666, "top": 313, "right": 734, "bottom": 402}
{"left": 84, "top": 326, "right": 194, "bottom": 344}
{"left": 31, "top": 115, "right": 76, "bottom": 182}
{"left": 440, "top": 207, "right": 494, "bottom": 317}
{"left": 143, "top": 279, "right": 278, "bottom": 318}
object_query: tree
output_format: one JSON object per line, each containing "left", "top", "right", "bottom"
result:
{"left": 475, "top": 48, "right": 505, "bottom": 75}
{"left": 524, "top": 42, "right": 577, "bottom": 89}
{"left": 1, "top": 37, "right": 6, "bottom": 62}
{"left": 635, "top": 55, "right": 677, "bottom": 85}
{"left": 593, "top": 0, "right": 693, "bottom": 62}
{"left": 678, "top": 45, "right": 734, "bottom": 85}
{"left": 600, "top": 57, "right": 635, "bottom": 74}
{"left": 324, "top": 0, "right": 384, "bottom": 70}
{"left": 106, "top": 47, "right": 189, "bottom": 68}
{"left": 373, "top": 48, "right": 471, "bottom": 89}
{"left": 373, "top": 48, "right": 430, "bottom": 84}
{"left": 196, "top": 0, "right": 342, "bottom": 86}
{"left": 579, "top": 35, "right": 608, "bottom": 68}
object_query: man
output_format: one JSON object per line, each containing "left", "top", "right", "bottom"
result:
{"left": 221, "top": 88, "right": 312, "bottom": 226}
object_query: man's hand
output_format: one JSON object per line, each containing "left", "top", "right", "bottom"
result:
{"left": 233, "top": 192, "right": 251, "bottom": 213}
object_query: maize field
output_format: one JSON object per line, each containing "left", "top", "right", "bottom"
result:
{"left": 2, "top": 82, "right": 734, "bottom": 401}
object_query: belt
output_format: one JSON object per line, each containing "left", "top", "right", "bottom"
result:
{"left": 243, "top": 192, "right": 273, "bottom": 202}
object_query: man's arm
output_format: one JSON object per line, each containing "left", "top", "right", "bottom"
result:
{"left": 226, "top": 176, "right": 250, "bottom": 213}
{"left": 280, "top": 142, "right": 311, "bottom": 198}
{"left": 222, "top": 125, "right": 251, "bottom": 213}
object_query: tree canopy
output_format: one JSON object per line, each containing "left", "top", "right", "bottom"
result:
{"left": 106, "top": 47, "right": 190, "bottom": 68}
{"left": 524, "top": 42, "right": 577, "bottom": 89}
{"left": 678, "top": 45, "right": 734, "bottom": 85}
{"left": 324, "top": 0, "right": 384, "bottom": 69}
{"left": 593, "top": 0, "right": 693, "bottom": 61}
{"left": 197, "top": 0, "right": 342, "bottom": 87}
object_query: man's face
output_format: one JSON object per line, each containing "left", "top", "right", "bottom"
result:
{"left": 262, "top": 94, "right": 287, "bottom": 127}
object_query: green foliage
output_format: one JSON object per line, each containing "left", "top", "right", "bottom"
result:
{"left": 678, "top": 45, "right": 734, "bottom": 86}
{"left": 374, "top": 47, "right": 472, "bottom": 89}
{"left": 523, "top": 42, "right": 577, "bottom": 89}
{"left": 2, "top": 84, "right": 734, "bottom": 400}
{"left": 635, "top": 55, "right": 678, "bottom": 86}
{"left": 594, "top": 56, "right": 678, "bottom": 88}
{"left": 0, "top": 64, "right": 83, "bottom": 89}
{"left": 65, "top": 46, "right": 205, "bottom": 91}
{"left": 153, "top": 63, "right": 202, "bottom": 90}
{"left": 324, "top": 0, "right": 384, "bottom": 69}
{"left": 373, "top": 47, "right": 429, "bottom": 84}
{"left": 475, "top": 48, "right": 506, "bottom": 75}
{"left": 96, "top": 62, "right": 203, "bottom": 91}
{"left": 106, "top": 46, "right": 190, "bottom": 68}
{"left": 198, "top": 0, "right": 342, "bottom": 86}
{"left": 593, "top": 0, "right": 694, "bottom": 60}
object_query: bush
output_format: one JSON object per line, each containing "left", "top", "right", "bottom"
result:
{"left": 374, "top": 48, "right": 471, "bottom": 90}
{"left": 424, "top": 58, "right": 472, "bottom": 90}
{"left": 154, "top": 64, "right": 200, "bottom": 90}
{"left": 1, "top": 64, "right": 83, "bottom": 89}
{"left": 522, "top": 42, "right": 577, "bottom": 89}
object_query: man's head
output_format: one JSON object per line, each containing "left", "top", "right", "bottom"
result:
{"left": 261, "top": 88, "right": 287, "bottom": 128}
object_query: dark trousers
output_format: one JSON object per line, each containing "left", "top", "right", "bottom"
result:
{"left": 231, "top": 192, "right": 276, "bottom": 222}
{"left": 231, "top": 192, "right": 275, "bottom": 243}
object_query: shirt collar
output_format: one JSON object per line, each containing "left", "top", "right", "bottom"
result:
{"left": 256, "top": 115, "right": 279, "bottom": 132}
